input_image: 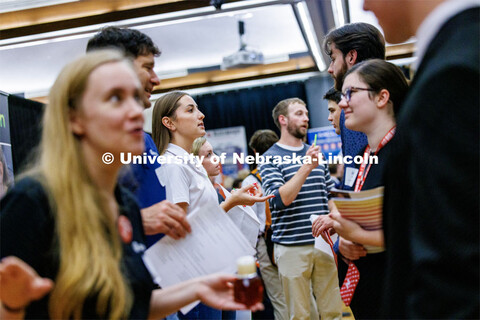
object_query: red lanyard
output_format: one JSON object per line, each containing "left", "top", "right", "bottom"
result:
{"left": 323, "top": 231, "right": 338, "bottom": 268}
{"left": 354, "top": 127, "right": 396, "bottom": 192}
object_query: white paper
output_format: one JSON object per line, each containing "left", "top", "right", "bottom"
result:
{"left": 142, "top": 201, "right": 256, "bottom": 314}
{"left": 221, "top": 186, "right": 261, "bottom": 248}
{"left": 310, "top": 215, "right": 338, "bottom": 258}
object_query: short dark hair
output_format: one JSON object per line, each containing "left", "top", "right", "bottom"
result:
{"left": 345, "top": 59, "right": 408, "bottom": 115}
{"left": 328, "top": 163, "right": 338, "bottom": 175}
{"left": 323, "top": 23, "right": 385, "bottom": 62}
{"left": 249, "top": 130, "right": 279, "bottom": 155}
{"left": 323, "top": 87, "right": 342, "bottom": 104}
{"left": 87, "top": 26, "right": 161, "bottom": 58}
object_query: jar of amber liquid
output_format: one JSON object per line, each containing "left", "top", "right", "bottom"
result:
{"left": 234, "top": 256, "right": 264, "bottom": 307}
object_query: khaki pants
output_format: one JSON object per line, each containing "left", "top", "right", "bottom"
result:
{"left": 274, "top": 243, "right": 342, "bottom": 320}
{"left": 257, "top": 236, "right": 288, "bottom": 320}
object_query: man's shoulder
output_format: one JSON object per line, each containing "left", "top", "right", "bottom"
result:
{"left": 144, "top": 133, "right": 159, "bottom": 155}
{"left": 409, "top": 8, "right": 478, "bottom": 104}
{"left": 263, "top": 143, "right": 307, "bottom": 156}
{"left": 262, "top": 143, "right": 281, "bottom": 156}
{"left": 420, "top": 7, "right": 479, "bottom": 74}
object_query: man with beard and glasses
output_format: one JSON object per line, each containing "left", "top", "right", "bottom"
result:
{"left": 259, "top": 98, "right": 342, "bottom": 320}
{"left": 323, "top": 23, "right": 385, "bottom": 191}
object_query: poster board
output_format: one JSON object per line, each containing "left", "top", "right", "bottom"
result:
{"left": 0, "top": 92, "right": 14, "bottom": 199}
{"left": 205, "top": 126, "right": 248, "bottom": 177}
{"left": 307, "top": 126, "right": 342, "bottom": 157}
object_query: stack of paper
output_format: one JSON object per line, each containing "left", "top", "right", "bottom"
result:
{"left": 142, "top": 201, "right": 256, "bottom": 314}
{"left": 220, "top": 185, "right": 261, "bottom": 249}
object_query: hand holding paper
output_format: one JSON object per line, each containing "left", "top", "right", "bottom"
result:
{"left": 311, "top": 214, "right": 335, "bottom": 238}
{"left": 309, "top": 215, "right": 338, "bottom": 260}
{"left": 329, "top": 211, "right": 383, "bottom": 247}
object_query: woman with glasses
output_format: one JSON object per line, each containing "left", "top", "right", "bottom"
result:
{"left": 312, "top": 59, "right": 408, "bottom": 319}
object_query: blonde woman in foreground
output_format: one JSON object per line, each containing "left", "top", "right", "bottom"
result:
{"left": 0, "top": 50, "right": 262, "bottom": 320}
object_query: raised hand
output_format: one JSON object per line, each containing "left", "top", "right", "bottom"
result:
{"left": 305, "top": 144, "right": 322, "bottom": 170}
{"left": 0, "top": 256, "right": 53, "bottom": 312}
{"left": 228, "top": 184, "right": 274, "bottom": 208}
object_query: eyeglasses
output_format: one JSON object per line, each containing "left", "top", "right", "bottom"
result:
{"left": 341, "top": 87, "right": 375, "bottom": 102}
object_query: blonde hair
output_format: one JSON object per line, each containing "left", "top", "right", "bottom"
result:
{"left": 152, "top": 91, "right": 188, "bottom": 155}
{"left": 192, "top": 136, "right": 207, "bottom": 156}
{"left": 33, "top": 50, "right": 132, "bottom": 319}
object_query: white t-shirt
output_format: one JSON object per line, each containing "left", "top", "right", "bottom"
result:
{"left": 156, "top": 143, "right": 219, "bottom": 215}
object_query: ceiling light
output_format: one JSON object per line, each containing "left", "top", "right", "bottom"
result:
{"left": 330, "top": 0, "right": 346, "bottom": 27}
{"left": 294, "top": 1, "right": 326, "bottom": 71}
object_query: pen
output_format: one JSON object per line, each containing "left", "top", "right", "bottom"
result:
{"left": 313, "top": 134, "right": 317, "bottom": 146}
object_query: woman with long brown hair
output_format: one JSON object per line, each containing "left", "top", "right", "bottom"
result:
{"left": 152, "top": 91, "right": 272, "bottom": 320}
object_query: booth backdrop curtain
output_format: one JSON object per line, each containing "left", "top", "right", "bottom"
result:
{"left": 7, "top": 95, "right": 44, "bottom": 174}
{"left": 192, "top": 81, "right": 306, "bottom": 145}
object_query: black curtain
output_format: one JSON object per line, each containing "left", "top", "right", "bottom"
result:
{"left": 8, "top": 95, "right": 44, "bottom": 174}
{"left": 192, "top": 81, "right": 306, "bottom": 148}
{"left": 5, "top": 81, "right": 306, "bottom": 174}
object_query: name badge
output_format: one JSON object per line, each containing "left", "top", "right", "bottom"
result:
{"left": 344, "top": 167, "right": 359, "bottom": 187}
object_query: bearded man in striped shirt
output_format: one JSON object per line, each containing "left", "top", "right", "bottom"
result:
{"left": 259, "top": 98, "right": 342, "bottom": 320}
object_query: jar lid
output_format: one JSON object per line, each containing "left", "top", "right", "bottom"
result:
{"left": 237, "top": 255, "right": 256, "bottom": 275}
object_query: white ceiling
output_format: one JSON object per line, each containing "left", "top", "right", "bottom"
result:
{"left": 0, "top": 3, "right": 310, "bottom": 96}
{"left": 0, "top": 0, "right": 388, "bottom": 97}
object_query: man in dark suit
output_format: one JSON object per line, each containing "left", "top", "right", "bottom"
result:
{"left": 363, "top": 0, "right": 479, "bottom": 318}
